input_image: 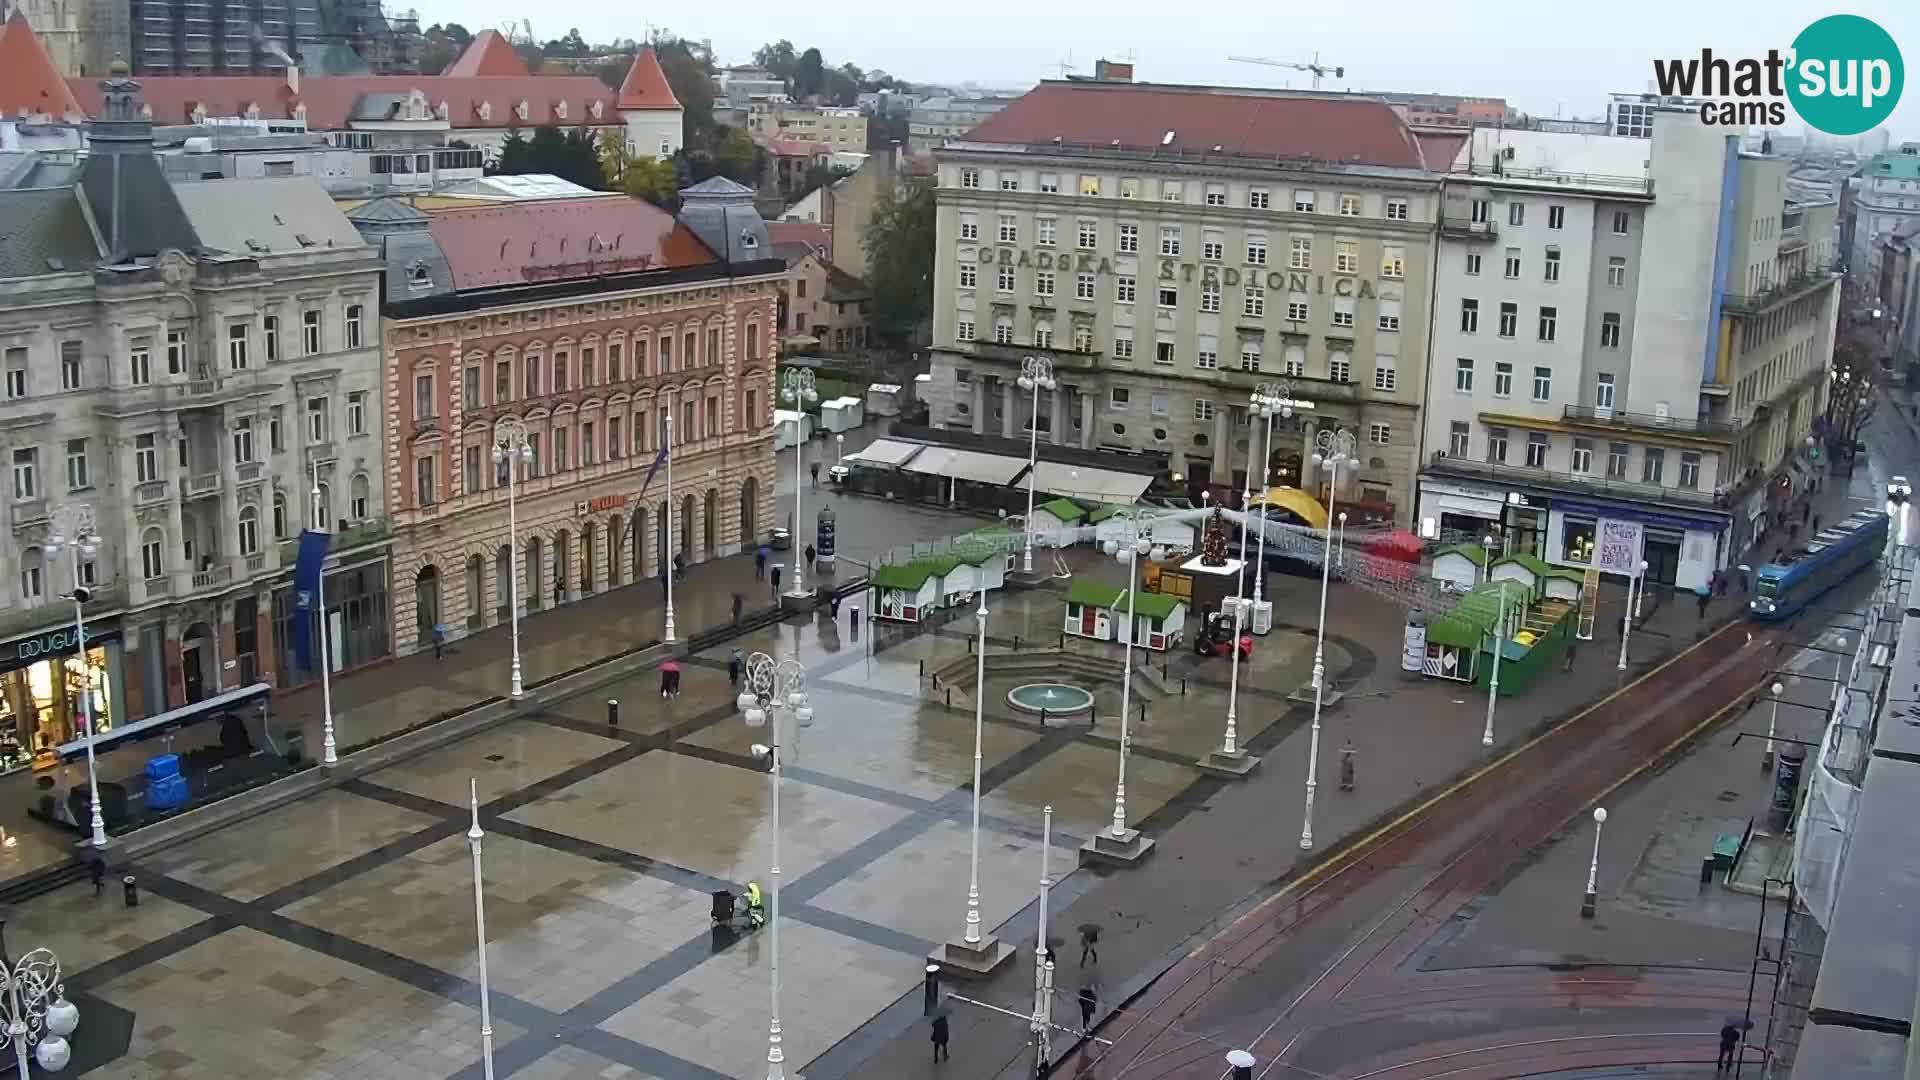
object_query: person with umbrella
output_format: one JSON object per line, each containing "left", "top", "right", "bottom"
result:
{"left": 930, "top": 1007, "right": 950, "bottom": 1063}
{"left": 1078, "top": 922, "right": 1101, "bottom": 967}
{"left": 1718, "top": 1017, "right": 1749, "bottom": 1071}
{"left": 659, "top": 658, "right": 681, "bottom": 699}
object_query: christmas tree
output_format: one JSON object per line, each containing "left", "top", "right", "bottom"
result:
{"left": 1200, "top": 506, "right": 1229, "bottom": 566}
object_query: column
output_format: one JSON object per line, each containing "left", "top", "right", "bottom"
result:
{"left": 1050, "top": 389, "right": 1065, "bottom": 447}
{"left": 1080, "top": 394, "right": 1095, "bottom": 450}
{"left": 217, "top": 598, "right": 237, "bottom": 695}
{"left": 1001, "top": 380, "right": 1016, "bottom": 438}
{"left": 1212, "top": 409, "right": 1231, "bottom": 482}
{"left": 217, "top": 407, "right": 242, "bottom": 578}
{"left": 972, "top": 380, "right": 987, "bottom": 435}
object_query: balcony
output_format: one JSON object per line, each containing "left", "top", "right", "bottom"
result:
{"left": 0, "top": 583, "right": 127, "bottom": 640}
{"left": 1454, "top": 160, "right": 1655, "bottom": 197}
{"left": 1424, "top": 452, "right": 1728, "bottom": 512}
{"left": 190, "top": 561, "right": 234, "bottom": 591}
{"left": 1561, "top": 405, "right": 1737, "bottom": 440}
{"left": 236, "top": 462, "right": 263, "bottom": 486}
{"left": 134, "top": 480, "right": 170, "bottom": 506}
{"left": 1723, "top": 266, "right": 1838, "bottom": 315}
{"left": 958, "top": 340, "right": 1103, "bottom": 372}
{"left": 272, "top": 515, "right": 393, "bottom": 567}
{"left": 1778, "top": 223, "right": 1807, "bottom": 253}
{"left": 10, "top": 499, "right": 48, "bottom": 531}
{"left": 183, "top": 471, "right": 222, "bottom": 499}
{"left": 1438, "top": 215, "right": 1498, "bottom": 242}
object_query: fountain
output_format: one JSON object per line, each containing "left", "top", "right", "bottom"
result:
{"left": 1006, "top": 682, "right": 1095, "bottom": 724}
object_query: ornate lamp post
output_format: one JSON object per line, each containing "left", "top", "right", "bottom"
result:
{"left": 1617, "top": 558, "right": 1648, "bottom": 671}
{"left": 1030, "top": 804, "right": 1055, "bottom": 1076}
{"left": 737, "top": 652, "right": 813, "bottom": 1080}
{"left": 1580, "top": 806, "right": 1608, "bottom": 918}
{"left": 45, "top": 505, "right": 104, "bottom": 850}
{"left": 1301, "top": 428, "right": 1357, "bottom": 851}
{"left": 1083, "top": 523, "right": 1157, "bottom": 866}
{"left": 1764, "top": 682, "right": 1783, "bottom": 772}
{"left": 781, "top": 370, "right": 818, "bottom": 599}
{"left": 491, "top": 420, "right": 534, "bottom": 699}
{"left": 1018, "top": 356, "right": 1056, "bottom": 574}
{"left": 466, "top": 780, "right": 496, "bottom": 1080}
{"left": 0, "top": 940, "right": 77, "bottom": 1075}
{"left": 1483, "top": 577, "right": 1509, "bottom": 748}
{"left": 942, "top": 600, "right": 1013, "bottom": 972}
{"left": 1247, "top": 381, "right": 1295, "bottom": 631}
{"left": 1200, "top": 409, "right": 1264, "bottom": 778}
{"left": 309, "top": 460, "right": 337, "bottom": 764}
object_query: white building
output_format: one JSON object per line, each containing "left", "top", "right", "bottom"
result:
{"left": 1845, "top": 144, "right": 1920, "bottom": 284}
{"left": 908, "top": 95, "right": 1017, "bottom": 154}
{"left": 1418, "top": 109, "right": 1840, "bottom": 592}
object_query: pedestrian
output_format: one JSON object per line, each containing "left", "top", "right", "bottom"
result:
{"left": 830, "top": 594, "right": 841, "bottom": 620}
{"left": 1717, "top": 1021, "right": 1741, "bottom": 1071}
{"left": 1339, "top": 738, "right": 1356, "bottom": 791}
{"left": 89, "top": 854, "right": 106, "bottom": 899}
{"left": 771, "top": 564, "right": 783, "bottom": 594}
{"left": 1802, "top": 503, "right": 1811, "bottom": 526}
{"left": 1812, "top": 515, "right": 1821, "bottom": 534}
{"left": 673, "top": 552, "right": 685, "bottom": 581}
{"left": 1079, "top": 923, "right": 1100, "bottom": 967}
{"left": 432, "top": 623, "right": 445, "bottom": 660}
{"left": 810, "top": 460, "right": 821, "bottom": 486}
{"left": 930, "top": 1012, "right": 949, "bottom": 1063}
{"left": 659, "top": 660, "right": 673, "bottom": 699}
{"left": 732, "top": 592, "right": 744, "bottom": 624}
{"left": 1564, "top": 637, "right": 1577, "bottom": 672}
{"left": 1077, "top": 984, "right": 1098, "bottom": 1033}
{"left": 755, "top": 545, "right": 767, "bottom": 580}
{"left": 805, "top": 544, "right": 817, "bottom": 572}
{"left": 728, "top": 648, "right": 744, "bottom": 690}
{"left": 1697, "top": 588, "right": 1710, "bottom": 618}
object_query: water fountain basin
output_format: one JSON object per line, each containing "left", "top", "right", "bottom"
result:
{"left": 1006, "top": 682, "right": 1094, "bottom": 720}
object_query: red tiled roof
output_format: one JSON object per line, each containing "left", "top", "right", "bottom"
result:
{"left": 63, "top": 73, "right": 619, "bottom": 130}
{"left": 0, "top": 11, "right": 84, "bottom": 121}
{"left": 768, "top": 221, "right": 830, "bottom": 252}
{"left": 425, "top": 195, "right": 716, "bottom": 291}
{"left": 963, "top": 82, "right": 1428, "bottom": 170}
{"left": 617, "top": 47, "right": 680, "bottom": 111}
{"left": 442, "top": 30, "right": 530, "bottom": 78}
{"left": 1413, "top": 130, "right": 1469, "bottom": 172}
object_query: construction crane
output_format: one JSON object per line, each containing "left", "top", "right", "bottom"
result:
{"left": 1228, "top": 52, "right": 1345, "bottom": 90}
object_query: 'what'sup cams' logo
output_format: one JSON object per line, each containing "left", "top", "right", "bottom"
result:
{"left": 1652, "top": 14, "right": 1904, "bottom": 135}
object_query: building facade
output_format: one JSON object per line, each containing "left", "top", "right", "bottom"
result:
{"left": 1846, "top": 145, "right": 1920, "bottom": 287}
{"left": 0, "top": 65, "right": 389, "bottom": 772}
{"left": 923, "top": 79, "right": 1442, "bottom": 517}
{"left": 907, "top": 96, "right": 1014, "bottom": 154}
{"left": 350, "top": 178, "right": 783, "bottom": 654}
{"left": 1418, "top": 111, "right": 1840, "bottom": 591}
{"left": 746, "top": 101, "right": 866, "bottom": 154}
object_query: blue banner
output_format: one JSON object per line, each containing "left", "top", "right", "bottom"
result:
{"left": 293, "top": 529, "right": 331, "bottom": 672}
{"left": 639, "top": 440, "right": 669, "bottom": 498}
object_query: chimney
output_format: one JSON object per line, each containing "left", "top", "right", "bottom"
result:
{"left": 1093, "top": 59, "right": 1134, "bottom": 83}
{"left": 287, "top": 63, "right": 299, "bottom": 96}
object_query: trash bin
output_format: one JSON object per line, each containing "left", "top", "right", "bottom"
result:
{"left": 1701, "top": 856, "right": 1716, "bottom": 884}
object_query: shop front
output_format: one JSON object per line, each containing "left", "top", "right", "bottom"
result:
{"left": 1546, "top": 500, "right": 1728, "bottom": 592}
{"left": 270, "top": 557, "right": 391, "bottom": 690}
{"left": 1417, "top": 480, "right": 1508, "bottom": 546}
{"left": 1500, "top": 493, "right": 1551, "bottom": 559}
{"left": 0, "top": 622, "right": 126, "bottom": 776}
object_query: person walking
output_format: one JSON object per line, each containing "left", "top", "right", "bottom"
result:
{"left": 728, "top": 648, "right": 744, "bottom": 690}
{"left": 1077, "top": 984, "right": 1098, "bottom": 1033}
{"left": 1564, "top": 637, "right": 1577, "bottom": 672}
{"left": 805, "top": 544, "right": 817, "bottom": 573}
{"left": 1079, "top": 923, "right": 1100, "bottom": 967}
{"left": 732, "top": 592, "right": 744, "bottom": 624}
{"left": 930, "top": 1012, "right": 950, "bottom": 1063}
{"left": 771, "top": 564, "right": 783, "bottom": 595}
{"left": 1812, "top": 514, "right": 1821, "bottom": 534}
{"left": 1717, "top": 1020, "right": 1742, "bottom": 1071}
{"left": 754, "top": 545, "right": 767, "bottom": 580}
{"left": 810, "top": 460, "right": 821, "bottom": 486}
{"left": 660, "top": 658, "right": 682, "bottom": 699}
{"left": 1697, "top": 587, "right": 1710, "bottom": 618}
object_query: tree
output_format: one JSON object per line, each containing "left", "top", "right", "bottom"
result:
{"left": 825, "top": 65, "right": 860, "bottom": 107}
{"left": 419, "top": 21, "right": 471, "bottom": 74}
{"left": 599, "top": 139, "right": 678, "bottom": 207}
{"left": 542, "top": 27, "right": 588, "bottom": 57}
{"left": 595, "top": 54, "right": 632, "bottom": 92}
{"left": 752, "top": 39, "right": 798, "bottom": 82}
{"left": 493, "top": 127, "right": 532, "bottom": 175}
{"left": 712, "top": 127, "right": 759, "bottom": 184}
{"left": 794, "top": 47, "right": 826, "bottom": 99}
{"left": 491, "top": 125, "right": 603, "bottom": 189}
{"left": 653, "top": 36, "right": 718, "bottom": 145}
{"left": 864, "top": 178, "right": 937, "bottom": 348}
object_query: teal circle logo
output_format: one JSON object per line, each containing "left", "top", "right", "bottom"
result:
{"left": 1787, "top": 15, "right": 1904, "bottom": 136}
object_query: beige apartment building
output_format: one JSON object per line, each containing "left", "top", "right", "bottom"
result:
{"left": 923, "top": 79, "right": 1446, "bottom": 519}
{"left": 747, "top": 101, "right": 867, "bottom": 154}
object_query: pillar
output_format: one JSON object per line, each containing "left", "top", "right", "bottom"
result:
{"left": 971, "top": 380, "right": 986, "bottom": 435}
{"left": 1050, "top": 388, "right": 1065, "bottom": 446}
{"left": 219, "top": 599, "right": 238, "bottom": 695}
{"left": 256, "top": 589, "right": 275, "bottom": 686}
{"left": 1001, "top": 381, "right": 1016, "bottom": 438}
{"left": 1212, "top": 409, "right": 1231, "bottom": 482}
{"left": 1080, "top": 394, "right": 1095, "bottom": 450}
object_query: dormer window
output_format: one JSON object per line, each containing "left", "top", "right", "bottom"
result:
{"left": 190, "top": 103, "right": 207, "bottom": 124}
{"left": 555, "top": 100, "right": 569, "bottom": 121}
{"left": 292, "top": 103, "right": 308, "bottom": 124}
{"left": 407, "top": 261, "right": 432, "bottom": 291}
{"left": 515, "top": 100, "right": 529, "bottom": 121}
{"left": 739, "top": 230, "right": 759, "bottom": 250}
{"left": 436, "top": 100, "right": 449, "bottom": 120}
{"left": 406, "top": 91, "right": 430, "bottom": 120}
{"left": 589, "top": 101, "right": 604, "bottom": 120}
{"left": 477, "top": 101, "right": 492, "bottom": 122}
{"left": 140, "top": 103, "right": 153, "bottom": 120}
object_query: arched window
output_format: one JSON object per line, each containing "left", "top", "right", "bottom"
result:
{"left": 272, "top": 492, "right": 288, "bottom": 539}
{"left": 18, "top": 547, "right": 43, "bottom": 604}
{"left": 745, "top": 322, "right": 760, "bottom": 361}
{"left": 141, "top": 528, "right": 165, "bottom": 580}
{"left": 350, "top": 474, "right": 371, "bottom": 521}
{"left": 238, "top": 506, "right": 259, "bottom": 556}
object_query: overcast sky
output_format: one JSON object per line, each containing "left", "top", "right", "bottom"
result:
{"left": 432, "top": 0, "right": 1918, "bottom": 140}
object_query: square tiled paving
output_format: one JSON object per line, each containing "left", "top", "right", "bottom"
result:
{"left": 983, "top": 739, "right": 1197, "bottom": 837}
{"left": 281, "top": 832, "right": 710, "bottom": 1013}
{"left": 549, "top": 664, "right": 732, "bottom": 736}
{"left": 513, "top": 1044, "right": 666, "bottom": 1079}
{"left": 808, "top": 817, "right": 1052, "bottom": 945}
{"left": 506, "top": 753, "right": 914, "bottom": 884}
{"left": 89, "top": 926, "right": 525, "bottom": 1080}
{"left": 600, "top": 919, "right": 908, "bottom": 1079}
{"left": 7, "top": 882, "right": 210, "bottom": 977}
{"left": 365, "top": 719, "right": 626, "bottom": 808}
{"left": 141, "top": 788, "right": 443, "bottom": 903}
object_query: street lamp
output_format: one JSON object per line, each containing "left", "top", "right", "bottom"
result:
{"left": 0, "top": 928, "right": 75, "bottom": 1076}
{"left": 1483, "top": 578, "right": 1509, "bottom": 748}
{"left": 1248, "top": 381, "right": 1295, "bottom": 627}
{"left": 781, "top": 370, "right": 818, "bottom": 599}
{"left": 1018, "top": 356, "right": 1057, "bottom": 575}
{"left": 1481, "top": 533, "right": 1496, "bottom": 586}
{"left": 946, "top": 600, "right": 1011, "bottom": 971}
{"left": 1203, "top": 401, "right": 1264, "bottom": 777}
{"left": 1617, "top": 559, "right": 1647, "bottom": 672}
{"left": 1580, "top": 806, "right": 1607, "bottom": 918}
{"left": 466, "top": 780, "right": 496, "bottom": 1080}
{"left": 737, "top": 651, "right": 812, "bottom": 1080}
{"left": 1829, "top": 635, "right": 1849, "bottom": 715}
{"left": 1094, "top": 524, "right": 1156, "bottom": 860}
{"left": 1029, "top": 804, "right": 1055, "bottom": 1077}
{"left": 1302, "top": 428, "right": 1357, "bottom": 851}
{"left": 309, "top": 460, "right": 337, "bottom": 764}
{"left": 1764, "top": 682, "right": 1783, "bottom": 771}
{"left": 44, "top": 505, "right": 105, "bottom": 850}
{"left": 834, "top": 433, "right": 844, "bottom": 465}
{"left": 491, "top": 420, "right": 534, "bottom": 699}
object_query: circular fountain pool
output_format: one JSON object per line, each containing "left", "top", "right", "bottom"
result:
{"left": 1007, "top": 683, "right": 1095, "bottom": 722}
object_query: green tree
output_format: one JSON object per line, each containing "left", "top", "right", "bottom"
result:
{"left": 543, "top": 27, "right": 589, "bottom": 57}
{"left": 712, "top": 127, "right": 759, "bottom": 184}
{"left": 493, "top": 126, "right": 531, "bottom": 174}
{"left": 491, "top": 125, "right": 602, "bottom": 188}
{"left": 599, "top": 139, "right": 679, "bottom": 206}
{"left": 419, "top": 21, "right": 471, "bottom": 74}
{"left": 864, "top": 178, "right": 936, "bottom": 347}
{"left": 794, "top": 47, "right": 825, "bottom": 99}
{"left": 653, "top": 37, "right": 718, "bottom": 145}
{"left": 752, "top": 40, "right": 798, "bottom": 82}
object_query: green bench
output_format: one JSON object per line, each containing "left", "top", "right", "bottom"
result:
{"left": 1709, "top": 832, "right": 1742, "bottom": 878}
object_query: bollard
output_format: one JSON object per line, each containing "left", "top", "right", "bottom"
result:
{"left": 923, "top": 963, "right": 942, "bottom": 1016}
{"left": 123, "top": 874, "right": 139, "bottom": 907}
{"left": 1014, "top": 634, "right": 1021, "bottom": 652}
{"left": 919, "top": 659, "right": 925, "bottom": 677}
{"left": 1340, "top": 742, "right": 1356, "bottom": 792}
{"left": 607, "top": 698, "right": 620, "bottom": 727}
{"left": 1059, "top": 631, "right": 1066, "bottom": 650}
{"left": 1227, "top": 1049, "right": 1256, "bottom": 1079}
{"left": 945, "top": 687, "right": 952, "bottom": 710}
{"left": 1040, "top": 708, "right": 1049, "bottom": 726}
{"left": 1139, "top": 702, "right": 1148, "bottom": 725}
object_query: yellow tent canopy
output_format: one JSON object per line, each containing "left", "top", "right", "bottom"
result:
{"left": 1247, "top": 486, "right": 1329, "bottom": 531}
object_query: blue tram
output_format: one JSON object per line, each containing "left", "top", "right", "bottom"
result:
{"left": 1749, "top": 509, "right": 1890, "bottom": 621}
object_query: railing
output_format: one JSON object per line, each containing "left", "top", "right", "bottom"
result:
{"left": 1438, "top": 215, "right": 1497, "bottom": 241}
{"left": 273, "top": 515, "right": 393, "bottom": 565}
{"left": 457, "top": 368, "right": 730, "bottom": 428}
{"left": 245, "top": 553, "right": 266, "bottom": 573}
{"left": 1456, "top": 159, "right": 1655, "bottom": 195}
{"left": 9, "top": 499, "right": 48, "bottom": 528}
{"left": 186, "top": 472, "right": 221, "bottom": 497}
{"left": 962, "top": 341, "right": 1103, "bottom": 371}
{"left": 143, "top": 576, "right": 172, "bottom": 599}
{"left": 306, "top": 442, "right": 337, "bottom": 466}
{"left": 1424, "top": 452, "right": 1728, "bottom": 510}
{"left": 236, "top": 462, "right": 263, "bottom": 485}
{"left": 1779, "top": 224, "right": 1807, "bottom": 252}
{"left": 1562, "top": 405, "right": 1738, "bottom": 438}
{"left": 1723, "top": 266, "right": 1839, "bottom": 313}
{"left": 134, "top": 481, "right": 169, "bottom": 505}
{"left": 0, "top": 583, "right": 127, "bottom": 639}
{"left": 191, "top": 562, "right": 234, "bottom": 590}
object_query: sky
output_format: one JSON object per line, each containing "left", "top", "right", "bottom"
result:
{"left": 426, "top": 0, "right": 1920, "bottom": 143}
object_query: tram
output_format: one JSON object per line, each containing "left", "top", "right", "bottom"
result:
{"left": 1749, "top": 509, "right": 1890, "bottom": 621}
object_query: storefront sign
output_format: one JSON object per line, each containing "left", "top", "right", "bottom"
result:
{"left": 971, "top": 247, "right": 1393, "bottom": 301}
{"left": 585, "top": 494, "right": 629, "bottom": 513}
{"left": 1594, "top": 518, "right": 1645, "bottom": 575}
{"left": 1, "top": 624, "right": 122, "bottom": 672}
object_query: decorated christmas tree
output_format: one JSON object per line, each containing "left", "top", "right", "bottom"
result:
{"left": 1200, "top": 506, "right": 1229, "bottom": 566}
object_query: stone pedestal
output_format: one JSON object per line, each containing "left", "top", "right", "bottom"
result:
{"left": 1249, "top": 599, "right": 1274, "bottom": 635}
{"left": 1286, "top": 681, "right": 1345, "bottom": 710}
{"left": 1197, "top": 748, "right": 1262, "bottom": 778}
{"left": 1079, "top": 827, "right": 1155, "bottom": 867}
{"left": 1580, "top": 890, "right": 1597, "bottom": 918}
{"left": 930, "top": 935, "right": 1017, "bottom": 978}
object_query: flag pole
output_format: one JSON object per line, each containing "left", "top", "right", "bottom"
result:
{"left": 664, "top": 415, "right": 676, "bottom": 643}
{"left": 311, "top": 457, "right": 336, "bottom": 765}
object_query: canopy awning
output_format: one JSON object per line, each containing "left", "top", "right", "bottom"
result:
{"left": 1029, "top": 461, "right": 1154, "bottom": 503}
{"left": 903, "top": 446, "right": 1030, "bottom": 485}
{"left": 843, "top": 438, "right": 926, "bottom": 469}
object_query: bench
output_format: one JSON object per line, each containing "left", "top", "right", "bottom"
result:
{"left": 1711, "top": 832, "right": 1742, "bottom": 872}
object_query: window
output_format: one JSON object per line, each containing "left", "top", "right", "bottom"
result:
{"left": 233, "top": 417, "right": 255, "bottom": 463}
{"left": 59, "top": 341, "right": 82, "bottom": 390}
{"left": 610, "top": 340, "right": 625, "bottom": 378}
{"left": 1465, "top": 251, "right": 1481, "bottom": 275}
{"left": 1286, "top": 298, "right": 1309, "bottom": 322}
{"left": 956, "top": 320, "right": 975, "bottom": 342}
{"left": 959, "top": 167, "right": 980, "bottom": 188}
{"left": 1493, "top": 361, "right": 1513, "bottom": 398}
{"left": 1547, "top": 205, "right": 1565, "bottom": 230}
{"left": 1380, "top": 245, "right": 1405, "bottom": 278}
{"left": 1204, "top": 183, "right": 1227, "bottom": 207}
{"left": 1525, "top": 432, "right": 1549, "bottom": 468}
{"left": 1454, "top": 357, "right": 1474, "bottom": 392}
{"left": 1076, "top": 273, "right": 1096, "bottom": 301}
{"left": 1537, "top": 306, "right": 1558, "bottom": 341}
{"left": 1155, "top": 341, "right": 1176, "bottom": 365}
{"left": 1040, "top": 173, "right": 1059, "bottom": 193}
{"left": 135, "top": 433, "right": 157, "bottom": 483}
{"left": 1290, "top": 236, "right": 1312, "bottom": 269}
{"left": 1471, "top": 198, "right": 1491, "bottom": 224}
{"left": 1600, "top": 313, "right": 1621, "bottom": 348}
{"left": 345, "top": 305, "right": 363, "bottom": 349}
{"left": 1328, "top": 352, "right": 1351, "bottom": 383}
{"left": 1118, "top": 223, "right": 1139, "bottom": 253}
{"left": 608, "top": 414, "right": 624, "bottom": 459}
{"left": 1460, "top": 299, "right": 1479, "bottom": 333}
{"left": 1504, "top": 249, "right": 1521, "bottom": 278}
{"left": 959, "top": 213, "right": 978, "bottom": 240}
{"left": 1109, "top": 387, "right": 1130, "bottom": 411}
{"left": 1034, "top": 323, "right": 1054, "bottom": 348}
{"left": 350, "top": 474, "right": 369, "bottom": 519}
{"left": 1203, "top": 231, "right": 1224, "bottom": 261}
{"left": 1369, "top": 423, "right": 1391, "bottom": 445}
{"left": 1243, "top": 288, "right": 1264, "bottom": 318}
{"left": 1449, "top": 421, "right": 1470, "bottom": 457}
{"left": 1607, "top": 257, "right": 1627, "bottom": 287}
{"left": 414, "top": 454, "right": 437, "bottom": 506}
{"left": 1532, "top": 366, "right": 1552, "bottom": 401}
{"left": 1240, "top": 342, "right": 1262, "bottom": 372}
{"left": 1160, "top": 226, "right": 1182, "bottom": 256}
{"left": 1112, "top": 334, "right": 1134, "bottom": 360}
{"left": 1294, "top": 189, "right": 1316, "bottom": 212}
{"left": 1201, "top": 281, "right": 1221, "bottom": 313}
{"left": 959, "top": 263, "right": 977, "bottom": 289}
{"left": 993, "top": 318, "right": 1013, "bottom": 344}
{"left": 1498, "top": 302, "right": 1518, "bottom": 337}
{"left": 1037, "top": 217, "right": 1057, "bottom": 246}
{"left": 1543, "top": 247, "right": 1561, "bottom": 282}
{"left": 1331, "top": 297, "right": 1354, "bottom": 328}
{"left": 1679, "top": 451, "right": 1701, "bottom": 489}
{"left": 166, "top": 329, "right": 187, "bottom": 375}
{"left": 1283, "top": 346, "right": 1305, "bottom": 376}
{"left": 64, "top": 438, "right": 88, "bottom": 490}
{"left": 997, "top": 266, "right": 1016, "bottom": 292}
{"left": 1571, "top": 438, "right": 1593, "bottom": 473}
{"left": 1078, "top": 219, "right": 1098, "bottom": 249}
{"left": 1116, "top": 275, "right": 1137, "bottom": 303}
{"left": 1119, "top": 177, "right": 1140, "bottom": 199}
{"left": 1507, "top": 202, "right": 1525, "bottom": 226}
{"left": 999, "top": 173, "right": 1020, "bottom": 192}
{"left": 1606, "top": 441, "right": 1629, "bottom": 478}
{"left": 347, "top": 391, "right": 367, "bottom": 436}
{"left": 264, "top": 315, "right": 282, "bottom": 362}
{"left": 1378, "top": 299, "right": 1401, "bottom": 331}
{"left": 1642, "top": 447, "right": 1664, "bottom": 485}
{"left": 225, "top": 323, "right": 250, "bottom": 369}
{"left": 1036, "top": 271, "right": 1055, "bottom": 298}
{"left": 1373, "top": 355, "right": 1396, "bottom": 391}
{"left": 461, "top": 444, "right": 481, "bottom": 493}
{"left": 237, "top": 506, "right": 259, "bottom": 557}
{"left": 1486, "top": 426, "right": 1509, "bottom": 464}
{"left": 1249, "top": 187, "right": 1271, "bottom": 210}
{"left": 1385, "top": 198, "right": 1408, "bottom": 221}
{"left": 1078, "top": 175, "right": 1100, "bottom": 196}
{"left": 584, "top": 346, "right": 599, "bottom": 386}
{"left": 583, "top": 421, "right": 599, "bottom": 465}
{"left": 1596, "top": 374, "right": 1617, "bottom": 411}
{"left": 1339, "top": 194, "right": 1362, "bottom": 217}
{"left": 1335, "top": 241, "right": 1358, "bottom": 274}
{"left": 1073, "top": 326, "right": 1094, "bottom": 353}
{"left": 129, "top": 341, "right": 152, "bottom": 386}
{"left": 4, "top": 350, "right": 26, "bottom": 400}
{"left": 141, "top": 529, "right": 165, "bottom": 580}
{"left": 1150, "top": 392, "right": 1170, "bottom": 418}
{"left": 414, "top": 373, "right": 434, "bottom": 419}
{"left": 1196, "top": 343, "right": 1219, "bottom": 370}
{"left": 1246, "top": 235, "right": 1267, "bottom": 265}
{"left": 1158, "top": 285, "right": 1178, "bottom": 308}
{"left": 306, "top": 396, "right": 329, "bottom": 443}
{"left": 302, "top": 309, "right": 321, "bottom": 353}
{"left": 1611, "top": 210, "right": 1630, "bottom": 235}
{"left": 11, "top": 447, "right": 37, "bottom": 499}
{"left": 272, "top": 493, "right": 288, "bottom": 539}
{"left": 462, "top": 366, "right": 481, "bottom": 411}
{"left": 1194, "top": 398, "right": 1216, "bottom": 421}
